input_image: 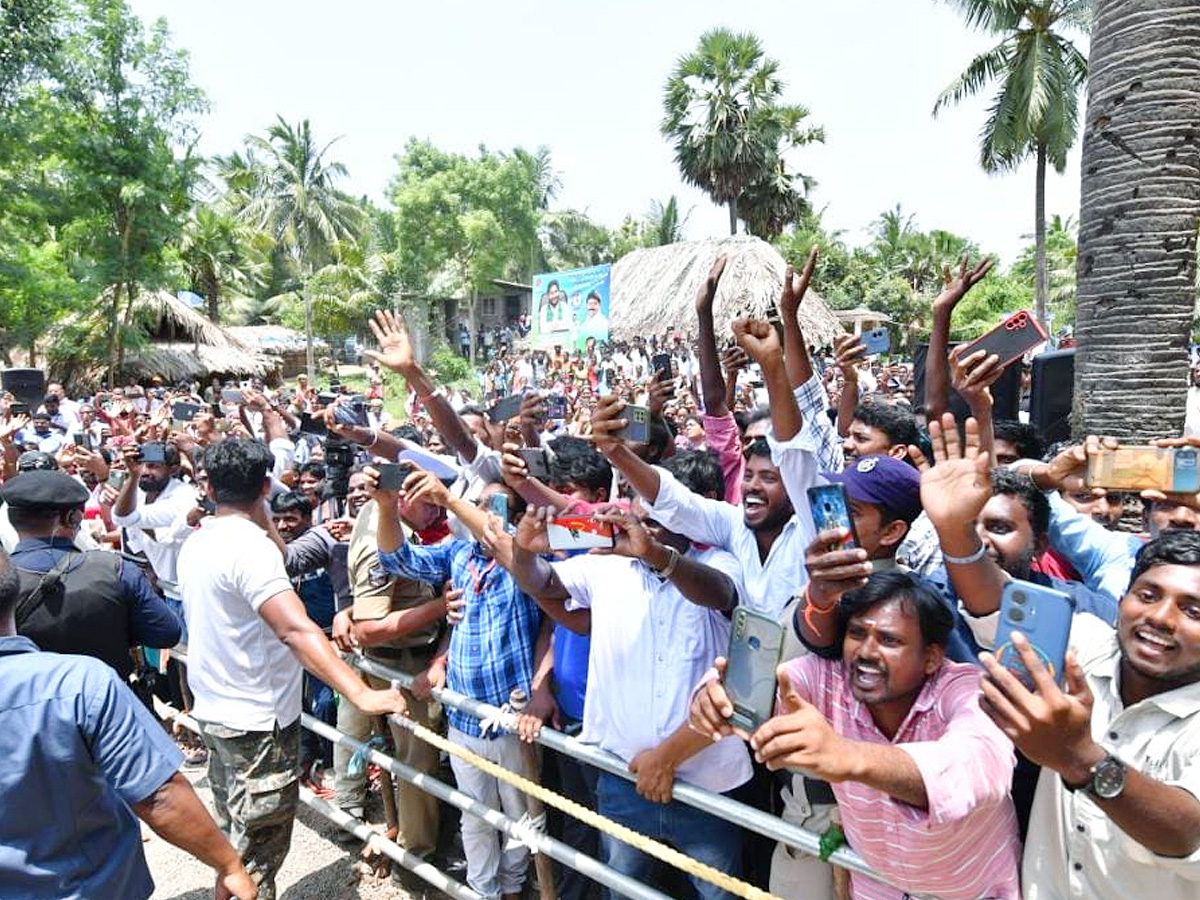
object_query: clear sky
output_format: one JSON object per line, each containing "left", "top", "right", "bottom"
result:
{"left": 127, "top": 0, "right": 1087, "bottom": 266}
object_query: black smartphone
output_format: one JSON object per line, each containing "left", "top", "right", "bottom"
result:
{"left": 139, "top": 444, "right": 166, "bottom": 464}
{"left": 298, "top": 412, "right": 328, "bottom": 436}
{"left": 376, "top": 462, "right": 411, "bottom": 492}
{"left": 199, "top": 497, "right": 217, "bottom": 515}
{"left": 172, "top": 401, "right": 202, "bottom": 423}
{"left": 545, "top": 395, "right": 568, "bottom": 420}
{"left": 333, "top": 398, "right": 368, "bottom": 428}
{"left": 961, "top": 310, "right": 1048, "bottom": 369}
{"left": 652, "top": 353, "right": 673, "bottom": 378}
{"left": 10, "top": 402, "right": 29, "bottom": 416}
{"left": 488, "top": 393, "right": 523, "bottom": 424}
{"left": 518, "top": 447, "right": 551, "bottom": 482}
{"left": 614, "top": 404, "right": 651, "bottom": 444}
{"left": 72, "top": 433, "right": 86, "bottom": 447}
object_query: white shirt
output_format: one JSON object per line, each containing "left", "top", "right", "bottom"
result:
{"left": 179, "top": 516, "right": 299, "bottom": 731}
{"left": 110, "top": 477, "right": 197, "bottom": 593}
{"left": 1019, "top": 613, "right": 1200, "bottom": 900}
{"left": 643, "top": 428, "right": 819, "bottom": 619}
{"left": 553, "top": 549, "right": 752, "bottom": 794}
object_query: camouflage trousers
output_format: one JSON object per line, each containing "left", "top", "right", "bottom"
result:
{"left": 198, "top": 717, "right": 301, "bottom": 900}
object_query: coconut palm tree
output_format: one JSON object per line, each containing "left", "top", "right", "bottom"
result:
{"left": 933, "top": 0, "right": 1090, "bottom": 322}
{"left": 646, "top": 195, "right": 691, "bottom": 246}
{"left": 1073, "top": 0, "right": 1200, "bottom": 439}
{"left": 662, "top": 28, "right": 823, "bottom": 235}
{"left": 178, "top": 205, "right": 267, "bottom": 324}
{"left": 240, "top": 116, "right": 364, "bottom": 377}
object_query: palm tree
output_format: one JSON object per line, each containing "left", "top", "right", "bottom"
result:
{"left": 1073, "top": 0, "right": 1200, "bottom": 439}
{"left": 240, "top": 116, "right": 364, "bottom": 377}
{"left": 178, "top": 205, "right": 267, "bottom": 323}
{"left": 646, "top": 195, "right": 691, "bottom": 246}
{"left": 662, "top": 28, "right": 823, "bottom": 235}
{"left": 933, "top": 0, "right": 1090, "bottom": 322}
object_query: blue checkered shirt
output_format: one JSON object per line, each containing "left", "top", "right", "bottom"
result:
{"left": 795, "top": 373, "right": 845, "bottom": 473}
{"left": 378, "top": 539, "right": 542, "bottom": 738}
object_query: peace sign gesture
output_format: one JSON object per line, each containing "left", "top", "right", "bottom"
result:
{"left": 933, "top": 255, "right": 994, "bottom": 314}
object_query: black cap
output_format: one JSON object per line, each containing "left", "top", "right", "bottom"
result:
{"left": 0, "top": 470, "right": 89, "bottom": 510}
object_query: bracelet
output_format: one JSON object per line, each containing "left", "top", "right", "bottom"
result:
{"left": 366, "top": 429, "right": 379, "bottom": 448}
{"left": 801, "top": 585, "right": 840, "bottom": 638}
{"left": 942, "top": 541, "right": 988, "bottom": 565}
{"left": 653, "top": 545, "right": 681, "bottom": 579}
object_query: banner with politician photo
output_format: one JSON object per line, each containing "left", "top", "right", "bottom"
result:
{"left": 531, "top": 263, "right": 612, "bottom": 351}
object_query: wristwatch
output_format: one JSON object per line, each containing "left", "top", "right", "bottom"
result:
{"left": 1065, "top": 754, "right": 1126, "bottom": 800}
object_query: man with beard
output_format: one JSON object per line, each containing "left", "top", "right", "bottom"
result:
{"left": 691, "top": 570, "right": 1022, "bottom": 900}
{"left": 980, "top": 531, "right": 1200, "bottom": 899}
{"left": 111, "top": 440, "right": 197, "bottom": 613}
{"left": 328, "top": 464, "right": 446, "bottom": 864}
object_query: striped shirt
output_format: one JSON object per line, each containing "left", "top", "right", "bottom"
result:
{"left": 378, "top": 539, "right": 542, "bottom": 739}
{"left": 781, "top": 655, "right": 1021, "bottom": 900}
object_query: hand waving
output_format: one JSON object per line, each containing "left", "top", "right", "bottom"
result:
{"left": 364, "top": 309, "right": 416, "bottom": 374}
{"left": 933, "top": 255, "right": 994, "bottom": 314}
{"left": 908, "top": 413, "right": 992, "bottom": 533}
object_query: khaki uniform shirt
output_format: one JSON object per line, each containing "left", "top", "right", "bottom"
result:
{"left": 348, "top": 504, "right": 438, "bottom": 650}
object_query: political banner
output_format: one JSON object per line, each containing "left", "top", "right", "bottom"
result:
{"left": 530, "top": 263, "right": 611, "bottom": 352}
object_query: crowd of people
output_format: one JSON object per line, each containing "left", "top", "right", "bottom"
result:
{"left": 1, "top": 248, "right": 1198, "bottom": 900}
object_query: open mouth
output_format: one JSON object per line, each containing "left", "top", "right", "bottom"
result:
{"left": 851, "top": 662, "right": 886, "bottom": 691}
{"left": 1132, "top": 626, "right": 1177, "bottom": 656}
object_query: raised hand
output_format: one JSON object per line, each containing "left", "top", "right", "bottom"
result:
{"left": 688, "top": 658, "right": 743, "bottom": 743}
{"left": 364, "top": 309, "right": 416, "bottom": 374}
{"left": 720, "top": 345, "right": 750, "bottom": 376}
{"left": 949, "top": 345, "right": 1003, "bottom": 408}
{"left": 590, "top": 508, "right": 653, "bottom": 559}
{"left": 805, "top": 529, "right": 872, "bottom": 609}
{"left": 588, "top": 395, "right": 628, "bottom": 453}
{"left": 695, "top": 254, "right": 727, "bottom": 316}
{"left": 780, "top": 246, "right": 819, "bottom": 320}
{"left": 401, "top": 468, "right": 451, "bottom": 509}
{"left": 833, "top": 333, "right": 866, "bottom": 379}
{"left": 933, "top": 255, "right": 994, "bottom": 314}
{"left": 732, "top": 318, "right": 782, "bottom": 365}
{"left": 907, "top": 413, "right": 992, "bottom": 533}
{"left": 514, "top": 506, "right": 553, "bottom": 554}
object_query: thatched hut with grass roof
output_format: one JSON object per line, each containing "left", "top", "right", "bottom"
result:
{"left": 609, "top": 236, "right": 842, "bottom": 347}
{"left": 50, "top": 289, "right": 274, "bottom": 389}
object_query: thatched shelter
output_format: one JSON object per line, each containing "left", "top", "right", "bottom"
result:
{"left": 51, "top": 289, "right": 274, "bottom": 389}
{"left": 609, "top": 236, "right": 843, "bottom": 347}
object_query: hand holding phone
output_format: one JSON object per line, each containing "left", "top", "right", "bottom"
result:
{"left": 992, "top": 579, "right": 1075, "bottom": 689}
{"left": 547, "top": 515, "right": 616, "bottom": 551}
{"left": 724, "top": 608, "right": 786, "bottom": 731}
{"left": 518, "top": 447, "right": 551, "bottom": 482}
{"left": 488, "top": 393, "right": 524, "bottom": 423}
{"left": 807, "top": 483, "right": 859, "bottom": 549}
{"left": 614, "top": 404, "right": 651, "bottom": 444}
{"left": 960, "top": 310, "right": 1047, "bottom": 370}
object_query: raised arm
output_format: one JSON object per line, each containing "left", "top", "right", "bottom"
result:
{"left": 779, "top": 247, "right": 819, "bottom": 390}
{"left": 833, "top": 334, "right": 864, "bottom": 438}
{"left": 925, "top": 256, "right": 994, "bottom": 422}
{"left": 365, "top": 309, "right": 479, "bottom": 462}
{"left": 947, "top": 345, "right": 1003, "bottom": 462}
{"left": 695, "top": 255, "right": 730, "bottom": 415}
{"left": 732, "top": 318, "right": 801, "bottom": 441}
{"left": 508, "top": 508, "right": 591, "bottom": 635}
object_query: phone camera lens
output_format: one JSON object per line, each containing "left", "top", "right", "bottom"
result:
{"left": 1008, "top": 607, "right": 1026, "bottom": 623}
{"left": 748, "top": 636, "right": 761, "bottom": 651}
{"left": 1012, "top": 591, "right": 1027, "bottom": 606}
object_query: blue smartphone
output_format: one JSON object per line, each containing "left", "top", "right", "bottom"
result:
{"left": 993, "top": 579, "right": 1076, "bottom": 689}
{"left": 807, "top": 483, "right": 859, "bottom": 549}
{"left": 724, "top": 608, "right": 786, "bottom": 731}
{"left": 488, "top": 492, "right": 509, "bottom": 525}
{"left": 861, "top": 327, "right": 891, "bottom": 356}
{"left": 1173, "top": 447, "right": 1200, "bottom": 494}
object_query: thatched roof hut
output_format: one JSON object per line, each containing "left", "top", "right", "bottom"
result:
{"left": 51, "top": 289, "right": 273, "bottom": 389}
{"left": 609, "top": 236, "right": 843, "bottom": 347}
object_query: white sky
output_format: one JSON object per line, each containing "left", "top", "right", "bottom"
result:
{"left": 128, "top": 0, "right": 1087, "bottom": 267}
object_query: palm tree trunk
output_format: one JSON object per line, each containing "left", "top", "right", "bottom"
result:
{"left": 1073, "top": 0, "right": 1200, "bottom": 439}
{"left": 304, "top": 284, "right": 316, "bottom": 381}
{"left": 106, "top": 282, "right": 123, "bottom": 389}
{"left": 1034, "top": 142, "right": 1049, "bottom": 324}
{"left": 207, "top": 273, "right": 220, "bottom": 324}
{"left": 728, "top": 197, "right": 738, "bottom": 235}
{"left": 468, "top": 290, "right": 477, "bottom": 367}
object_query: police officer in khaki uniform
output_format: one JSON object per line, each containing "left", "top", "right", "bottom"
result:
{"left": 332, "top": 471, "right": 447, "bottom": 861}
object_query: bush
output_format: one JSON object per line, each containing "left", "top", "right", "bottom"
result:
{"left": 429, "top": 347, "right": 472, "bottom": 384}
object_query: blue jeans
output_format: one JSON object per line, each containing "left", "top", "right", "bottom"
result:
{"left": 301, "top": 673, "right": 336, "bottom": 767}
{"left": 596, "top": 771, "right": 742, "bottom": 900}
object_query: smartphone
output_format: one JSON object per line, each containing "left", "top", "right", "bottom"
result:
{"left": 488, "top": 393, "right": 524, "bottom": 424}
{"left": 172, "top": 401, "right": 202, "bottom": 424}
{"left": 547, "top": 515, "right": 616, "bottom": 551}
{"left": 807, "top": 482, "right": 859, "bottom": 548}
{"left": 375, "top": 462, "right": 412, "bottom": 492}
{"left": 107, "top": 470, "right": 127, "bottom": 490}
{"left": 220, "top": 388, "right": 244, "bottom": 405}
{"left": 961, "top": 310, "right": 1048, "bottom": 369}
{"left": 72, "top": 432, "right": 86, "bottom": 447}
{"left": 652, "top": 353, "right": 673, "bottom": 379}
{"left": 10, "top": 402, "right": 29, "bottom": 416}
{"left": 724, "top": 608, "right": 786, "bottom": 731}
{"left": 1086, "top": 445, "right": 1200, "bottom": 493}
{"left": 199, "top": 497, "right": 217, "bottom": 515}
{"left": 298, "top": 412, "right": 328, "bottom": 436}
{"left": 861, "top": 327, "right": 891, "bottom": 356}
{"left": 993, "top": 579, "right": 1076, "bottom": 689}
{"left": 488, "top": 492, "right": 510, "bottom": 525}
{"left": 139, "top": 444, "right": 166, "bottom": 464}
{"left": 518, "top": 447, "right": 551, "bottom": 482}
{"left": 614, "top": 404, "right": 651, "bottom": 444}
{"left": 545, "top": 395, "right": 568, "bottom": 420}
{"left": 333, "top": 398, "right": 368, "bottom": 428}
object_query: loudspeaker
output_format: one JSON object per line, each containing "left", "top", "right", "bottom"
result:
{"left": 1030, "top": 348, "right": 1075, "bottom": 445}
{"left": 912, "top": 344, "right": 1021, "bottom": 423}
{"left": 1, "top": 368, "right": 45, "bottom": 408}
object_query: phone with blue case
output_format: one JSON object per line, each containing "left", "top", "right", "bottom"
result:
{"left": 724, "top": 608, "right": 786, "bottom": 731}
{"left": 993, "top": 579, "right": 1076, "bottom": 689}
{"left": 807, "top": 483, "right": 859, "bottom": 549}
{"left": 861, "top": 327, "right": 891, "bottom": 356}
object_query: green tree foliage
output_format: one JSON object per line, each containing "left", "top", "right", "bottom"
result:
{"left": 1011, "top": 213, "right": 1077, "bottom": 328}
{"left": 662, "top": 28, "right": 823, "bottom": 238}
{"left": 178, "top": 204, "right": 268, "bottom": 324}
{"left": 933, "top": 0, "right": 1090, "bottom": 321}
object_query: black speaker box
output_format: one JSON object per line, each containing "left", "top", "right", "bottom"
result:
{"left": 1030, "top": 348, "right": 1075, "bottom": 445}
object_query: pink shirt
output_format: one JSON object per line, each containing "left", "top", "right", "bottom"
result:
{"left": 782, "top": 656, "right": 1022, "bottom": 900}
{"left": 702, "top": 411, "right": 743, "bottom": 505}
